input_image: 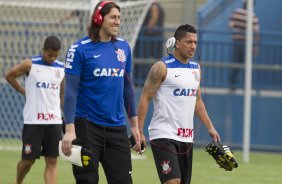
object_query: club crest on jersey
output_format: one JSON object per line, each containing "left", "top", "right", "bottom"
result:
{"left": 115, "top": 49, "right": 126, "bottom": 63}
{"left": 192, "top": 71, "right": 200, "bottom": 82}
{"left": 161, "top": 160, "right": 171, "bottom": 174}
{"left": 24, "top": 144, "right": 32, "bottom": 155}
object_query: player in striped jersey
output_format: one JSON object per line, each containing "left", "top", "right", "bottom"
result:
{"left": 5, "top": 36, "right": 64, "bottom": 184}
{"left": 138, "top": 24, "right": 220, "bottom": 184}
{"left": 229, "top": 0, "right": 260, "bottom": 87}
{"left": 61, "top": 1, "right": 140, "bottom": 183}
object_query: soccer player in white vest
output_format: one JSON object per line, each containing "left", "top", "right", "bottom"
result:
{"left": 61, "top": 1, "right": 140, "bottom": 183}
{"left": 138, "top": 24, "right": 220, "bottom": 184}
{"left": 5, "top": 36, "right": 64, "bottom": 184}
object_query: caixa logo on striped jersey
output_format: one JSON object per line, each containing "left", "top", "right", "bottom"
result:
{"left": 37, "top": 113, "right": 56, "bottom": 120}
{"left": 173, "top": 88, "right": 197, "bottom": 96}
{"left": 36, "top": 82, "right": 59, "bottom": 90}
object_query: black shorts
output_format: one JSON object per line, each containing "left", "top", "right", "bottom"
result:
{"left": 73, "top": 118, "right": 132, "bottom": 184}
{"left": 150, "top": 139, "right": 193, "bottom": 184}
{"left": 21, "top": 124, "right": 62, "bottom": 160}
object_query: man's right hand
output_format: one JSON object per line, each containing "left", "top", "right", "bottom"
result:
{"left": 139, "top": 133, "right": 147, "bottom": 153}
{"left": 61, "top": 124, "right": 76, "bottom": 156}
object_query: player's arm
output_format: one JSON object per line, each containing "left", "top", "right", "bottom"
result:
{"left": 5, "top": 59, "right": 32, "bottom": 96}
{"left": 123, "top": 73, "right": 141, "bottom": 152}
{"left": 60, "top": 77, "right": 65, "bottom": 112}
{"left": 62, "top": 73, "right": 79, "bottom": 156}
{"left": 128, "top": 116, "right": 141, "bottom": 153}
{"left": 194, "top": 68, "right": 220, "bottom": 142}
{"left": 138, "top": 61, "right": 166, "bottom": 146}
{"left": 60, "top": 77, "right": 65, "bottom": 133}
{"left": 62, "top": 43, "right": 83, "bottom": 156}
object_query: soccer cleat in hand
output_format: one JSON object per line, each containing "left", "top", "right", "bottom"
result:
{"left": 206, "top": 141, "right": 238, "bottom": 171}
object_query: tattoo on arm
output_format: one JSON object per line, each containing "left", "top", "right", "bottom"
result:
{"left": 143, "top": 62, "right": 164, "bottom": 97}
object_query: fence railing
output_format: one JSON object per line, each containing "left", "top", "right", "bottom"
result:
{"left": 132, "top": 28, "right": 282, "bottom": 90}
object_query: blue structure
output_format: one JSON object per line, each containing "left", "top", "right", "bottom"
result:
{"left": 196, "top": 0, "right": 282, "bottom": 151}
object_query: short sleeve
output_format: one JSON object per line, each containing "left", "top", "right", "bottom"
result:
{"left": 65, "top": 44, "right": 84, "bottom": 75}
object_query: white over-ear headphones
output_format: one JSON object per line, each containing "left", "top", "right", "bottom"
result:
{"left": 165, "top": 37, "right": 176, "bottom": 54}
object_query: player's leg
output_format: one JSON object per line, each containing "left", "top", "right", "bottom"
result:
{"left": 16, "top": 159, "right": 35, "bottom": 184}
{"left": 150, "top": 139, "right": 182, "bottom": 184}
{"left": 179, "top": 142, "right": 193, "bottom": 184}
{"left": 101, "top": 125, "right": 132, "bottom": 184}
{"left": 44, "top": 157, "right": 58, "bottom": 184}
{"left": 41, "top": 124, "right": 62, "bottom": 184}
{"left": 16, "top": 124, "right": 44, "bottom": 184}
{"left": 164, "top": 179, "right": 181, "bottom": 184}
{"left": 73, "top": 119, "right": 102, "bottom": 184}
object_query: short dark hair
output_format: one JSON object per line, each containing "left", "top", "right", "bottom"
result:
{"left": 174, "top": 24, "right": 197, "bottom": 41}
{"left": 88, "top": 1, "right": 120, "bottom": 42}
{"left": 43, "top": 36, "right": 61, "bottom": 51}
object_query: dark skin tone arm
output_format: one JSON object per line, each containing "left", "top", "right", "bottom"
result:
{"left": 138, "top": 61, "right": 166, "bottom": 149}
{"left": 5, "top": 59, "right": 32, "bottom": 96}
{"left": 60, "top": 78, "right": 65, "bottom": 112}
{"left": 195, "top": 82, "right": 220, "bottom": 142}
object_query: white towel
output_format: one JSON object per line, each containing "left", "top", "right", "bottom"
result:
{"left": 58, "top": 141, "right": 83, "bottom": 167}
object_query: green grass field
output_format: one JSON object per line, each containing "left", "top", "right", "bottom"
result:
{"left": 0, "top": 147, "right": 281, "bottom": 184}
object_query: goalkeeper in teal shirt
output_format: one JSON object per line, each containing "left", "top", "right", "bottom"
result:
{"left": 61, "top": 1, "right": 141, "bottom": 184}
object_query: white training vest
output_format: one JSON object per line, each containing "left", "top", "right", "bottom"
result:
{"left": 148, "top": 56, "right": 200, "bottom": 143}
{"left": 23, "top": 56, "right": 65, "bottom": 125}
